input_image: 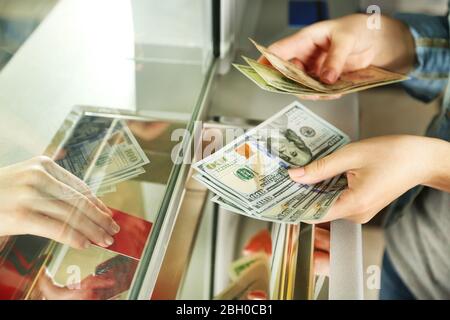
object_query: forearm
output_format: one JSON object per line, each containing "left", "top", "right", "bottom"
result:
{"left": 423, "top": 138, "right": 450, "bottom": 193}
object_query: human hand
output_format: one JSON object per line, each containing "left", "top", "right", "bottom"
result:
{"left": 314, "top": 225, "right": 330, "bottom": 276}
{"left": 259, "top": 14, "right": 415, "bottom": 99}
{"left": 0, "top": 156, "right": 120, "bottom": 249}
{"left": 289, "top": 136, "right": 450, "bottom": 223}
{"left": 126, "top": 120, "right": 169, "bottom": 141}
{"left": 38, "top": 271, "right": 116, "bottom": 300}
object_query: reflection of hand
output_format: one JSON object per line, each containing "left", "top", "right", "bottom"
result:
{"left": 0, "top": 156, "right": 120, "bottom": 249}
{"left": 126, "top": 121, "right": 169, "bottom": 141}
{"left": 259, "top": 14, "right": 415, "bottom": 100}
{"left": 289, "top": 136, "right": 450, "bottom": 224}
{"left": 247, "top": 290, "right": 267, "bottom": 300}
{"left": 38, "top": 272, "right": 116, "bottom": 300}
{"left": 314, "top": 225, "right": 330, "bottom": 276}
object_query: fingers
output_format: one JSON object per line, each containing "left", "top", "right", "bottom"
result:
{"left": 306, "top": 51, "right": 328, "bottom": 77}
{"left": 257, "top": 56, "right": 271, "bottom": 65}
{"left": 38, "top": 272, "right": 67, "bottom": 299}
{"left": 38, "top": 272, "right": 115, "bottom": 300}
{"left": 314, "top": 227, "right": 330, "bottom": 252}
{"left": 43, "top": 159, "right": 111, "bottom": 215}
{"left": 20, "top": 165, "right": 119, "bottom": 247}
{"left": 288, "top": 145, "right": 360, "bottom": 185}
{"left": 313, "top": 227, "right": 330, "bottom": 276}
{"left": 320, "top": 34, "right": 355, "bottom": 84}
{"left": 82, "top": 275, "right": 116, "bottom": 290}
{"left": 27, "top": 170, "right": 119, "bottom": 235}
{"left": 311, "top": 186, "right": 375, "bottom": 224}
{"left": 23, "top": 210, "right": 90, "bottom": 249}
{"left": 257, "top": 22, "right": 328, "bottom": 65}
{"left": 25, "top": 193, "right": 116, "bottom": 247}
{"left": 265, "top": 33, "right": 307, "bottom": 62}
{"left": 313, "top": 250, "right": 330, "bottom": 276}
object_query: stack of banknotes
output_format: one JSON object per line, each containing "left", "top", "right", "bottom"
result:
{"left": 234, "top": 39, "right": 408, "bottom": 99}
{"left": 193, "top": 101, "right": 349, "bottom": 224}
{"left": 57, "top": 116, "right": 149, "bottom": 195}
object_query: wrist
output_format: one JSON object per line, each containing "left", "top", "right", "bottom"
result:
{"left": 374, "top": 16, "right": 416, "bottom": 73}
{"left": 422, "top": 138, "right": 450, "bottom": 191}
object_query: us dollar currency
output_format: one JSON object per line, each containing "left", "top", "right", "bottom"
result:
{"left": 212, "top": 175, "right": 345, "bottom": 223}
{"left": 232, "top": 64, "right": 290, "bottom": 94}
{"left": 249, "top": 38, "right": 408, "bottom": 94}
{"left": 57, "top": 116, "right": 150, "bottom": 191}
{"left": 193, "top": 101, "right": 350, "bottom": 223}
{"left": 242, "top": 57, "right": 318, "bottom": 94}
{"left": 234, "top": 58, "right": 337, "bottom": 99}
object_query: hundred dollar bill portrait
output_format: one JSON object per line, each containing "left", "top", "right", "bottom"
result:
{"left": 266, "top": 128, "right": 312, "bottom": 166}
{"left": 262, "top": 113, "right": 313, "bottom": 167}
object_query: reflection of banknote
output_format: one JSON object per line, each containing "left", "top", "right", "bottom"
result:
{"left": 57, "top": 116, "right": 150, "bottom": 191}
{"left": 96, "top": 185, "right": 117, "bottom": 196}
{"left": 235, "top": 39, "right": 408, "bottom": 96}
{"left": 215, "top": 257, "right": 270, "bottom": 300}
{"left": 229, "top": 253, "right": 268, "bottom": 281}
{"left": 194, "top": 101, "right": 349, "bottom": 223}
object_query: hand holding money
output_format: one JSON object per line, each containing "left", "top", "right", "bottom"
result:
{"left": 289, "top": 135, "right": 450, "bottom": 224}
{"left": 194, "top": 101, "right": 350, "bottom": 224}
{"left": 235, "top": 14, "right": 415, "bottom": 100}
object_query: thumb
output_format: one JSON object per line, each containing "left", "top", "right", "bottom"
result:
{"left": 288, "top": 146, "right": 357, "bottom": 184}
{"left": 320, "top": 34, "right": 355, "bottom": 84}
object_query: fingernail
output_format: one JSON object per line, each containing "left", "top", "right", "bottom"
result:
{"left": 111, "top": 222, "right": 120, "bottom": 234}
{"left": 321, "top": 69, "right": 337, "bottom": 83}
{"left": 288, "top": 167, "right": 305, "bottom": 178}
{"left": 104, "top": 236, "right": 114, "bottom": 247}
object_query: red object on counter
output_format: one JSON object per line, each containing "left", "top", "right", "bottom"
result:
{"left": 105, "top": 208, "right": 152, "bottom": 260}
{"left": 243, "top": 229, "right": 272, "bottom": 257}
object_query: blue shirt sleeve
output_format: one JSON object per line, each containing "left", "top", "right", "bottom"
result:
{"left": 395, "top": 13, "right": 450, "bottom": 103}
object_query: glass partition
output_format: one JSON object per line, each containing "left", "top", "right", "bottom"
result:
{"left": 0, "top": 0, "right": 216, "bottom": 300}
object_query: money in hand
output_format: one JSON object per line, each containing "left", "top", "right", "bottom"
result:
{"left": 193, "top": 101, "right": 349, "bottom": 224}
{"left": 233, "top": 39, "right": 408, "bottom": 98}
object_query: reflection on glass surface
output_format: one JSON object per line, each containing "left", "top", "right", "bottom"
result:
{"left": 313, "top": 224, "right": 330, "bottom": 300}
{"left": 0, "top": 0, "right": 215, "bottom": 300}
{"left": 0, "top": 106, "right": 188, "bottom": 299}
{"left": 132, "top": 0, "right": 213, "bottom": 114}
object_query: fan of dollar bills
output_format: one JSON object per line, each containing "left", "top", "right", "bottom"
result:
{"left": 57, "top": 115, "right": 150, "bottom": 196}
{"left": 193, "top": 101, "right": 349, "bottom": 224}
{"left": 233, "top": 39, "right": 408, "bottom": 99}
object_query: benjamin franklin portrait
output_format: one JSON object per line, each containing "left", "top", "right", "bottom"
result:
{"left": 267, "top": 128, "right": 312, "bottom": 167}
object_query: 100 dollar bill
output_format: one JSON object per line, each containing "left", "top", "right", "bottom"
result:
{"left": 193, "top": 101, "right": 350, "bottom": 223}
